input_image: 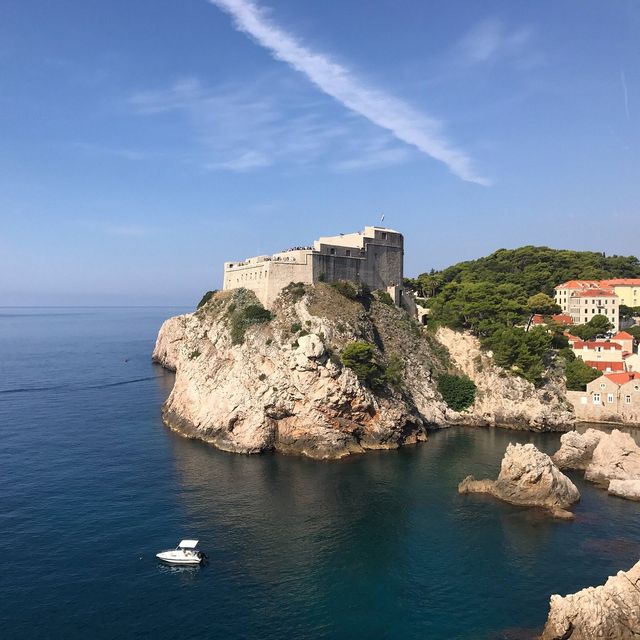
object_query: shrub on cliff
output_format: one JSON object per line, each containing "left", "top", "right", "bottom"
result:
{"left": 437, "top": 374, "right": 476, "bottom": 411}
{"left": 376, "top": 290, "right": 395, "bottom": 306}
{"left": 340, "top": 341, "right": 386, "bottom": 390}
{"left": 229, "top": 304, "right": 273, "bottom": 345}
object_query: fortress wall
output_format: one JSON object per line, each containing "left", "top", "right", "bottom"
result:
{"left": 222, "top": 227, "right": 404, "bottom": 306}
{"left": 263, "top": 260, "right": 313, "bottom": 307}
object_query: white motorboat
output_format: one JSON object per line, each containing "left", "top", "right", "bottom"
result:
{"left": 156, "top": 539, "right": 206, "bottom": 565}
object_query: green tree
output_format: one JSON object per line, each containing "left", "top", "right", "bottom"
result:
{"left": 340, "top": 341, "right": 385, "bottom": 390}
{"left": 619, "top": 305, "right": 640, "bottom": 321}
{"left": 571, "top": 315, "right": 613, "bottom": 341}
{"left": 565, "top": 359, "right": 602, "bottom": 391}
{"left": 527, "top": 292, "right": 561, "bottom": 315}
{"left": 437, "top": 374, "right": 477, "bottom": 411}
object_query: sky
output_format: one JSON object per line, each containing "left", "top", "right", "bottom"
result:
{"left": 1, "top": 0, "right": 639, "bottom": 305}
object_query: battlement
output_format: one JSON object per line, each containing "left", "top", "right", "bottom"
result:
{"left": 223, "top": 226, "right": 404, "bottom": 308}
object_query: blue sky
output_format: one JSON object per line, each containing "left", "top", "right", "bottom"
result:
{"left": 1, "top": 0, "right": 638, "bottom": 305}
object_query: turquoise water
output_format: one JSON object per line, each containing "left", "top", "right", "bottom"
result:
{"left": 1, "top": 308, "right": 639, "bottom": 640}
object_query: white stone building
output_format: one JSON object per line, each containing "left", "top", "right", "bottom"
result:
{"left": 554, "top": 280, "right": 619, "bottom": 332}
{"left": 223, "top": 226, "right": 405, "bottom": 308}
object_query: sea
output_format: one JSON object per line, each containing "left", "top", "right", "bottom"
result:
{"left": 1, "top": 307, "right": 639, "bottom": 640}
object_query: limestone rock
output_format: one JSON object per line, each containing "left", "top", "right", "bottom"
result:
{"left": 296, "top": 334, "right": 325, "bottom": 359}
{"left": 552, "top": 429, "right": 604, "bottom": 470}
{"left": 608, "top": 479, "right": 640, "bottom": 501}
{"left": 541, "top": 560, "right": 640, "bottom": 640}
{"left": 152, "top": 286, "right": 447, "bottom": 459}
{"left": 458, "top": 443, "right": 580, "bottom": 515}
{"left": 584, "top": 429, "right": 640, "bottom": 486}
{"left": 436, "top": 327, "right": 574, "bottom": 431}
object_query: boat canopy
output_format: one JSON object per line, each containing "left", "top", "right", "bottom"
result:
{"left": 178, "top": 539, "right": 199, "bottom": 549}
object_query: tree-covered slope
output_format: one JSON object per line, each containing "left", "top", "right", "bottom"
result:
{"left": 407, "top": 246, "right": 640, "bottom": 300}
{"left": 406, "top": 246, "right": 640, "bottom": 386}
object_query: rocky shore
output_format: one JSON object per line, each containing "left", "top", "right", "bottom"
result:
{"left": 458, "top": 442, "right": 580, "bottom": 519}
{"left": 540, "top": 560, "right": 640, "bottom": 639}
{"left": 553, "top": 428, "right": 640, "bottom": 500}
{"left": 152, "top": 285, "right": 575, "bottom": 458}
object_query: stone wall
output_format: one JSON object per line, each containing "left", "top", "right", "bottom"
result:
{"left": 568, "top": 383, "right": 640, "bottom": 425}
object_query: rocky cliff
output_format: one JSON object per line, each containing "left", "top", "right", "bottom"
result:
{"left": 541, "top": 560, "right": 640, "bottom": 639}
{"left": 436, "top": 327, "right": 574, "bottom": 431}
{"left": 153, "top": 284, "right": 575, "bottom": 458}
{"left": 153, "top": 285, "right": 453, "bottom": 458}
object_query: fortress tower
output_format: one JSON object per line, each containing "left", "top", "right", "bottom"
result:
{"left": 223, "top": 226, "right": 405, "bottom": 308}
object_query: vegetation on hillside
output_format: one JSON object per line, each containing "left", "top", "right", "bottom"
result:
{"left": 339, "top": 341, "right": 405, "bottom": 391}
{"left": 437, "top": 374, "right": 477, "bottom": 411}
{"left": 405, "top": 246, "right": 640, "bottom": 301}
{"left": 406, "top": 246, "right": 640, "bottom": 386}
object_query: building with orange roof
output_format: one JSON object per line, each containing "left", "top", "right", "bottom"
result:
{"left": 571, "top": 340, "right": 624, "bottom": 372}
{"left": 568, "top": 370, "right": 640, "bottom": 425}
{"left": 554, "top": 281, "right": 619, "bottom": 331}
{"left": 610, "top": 331, "right": 634, "bottom": 354}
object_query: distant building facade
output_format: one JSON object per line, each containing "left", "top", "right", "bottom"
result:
{"left": 223, "top": 226, "right": 405, "bottom": 308}
{"left": 554, "top": 280, "right": 619, "bottom": 332}
{"left": 600, "top": 279, "right": 640, "bottom": 308}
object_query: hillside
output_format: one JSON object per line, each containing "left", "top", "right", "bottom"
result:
{"left": 407, "top": 246, "right": 640, "bottom": 300}
{"left": 406, "top": 246, "right": 640, "bottom": 385}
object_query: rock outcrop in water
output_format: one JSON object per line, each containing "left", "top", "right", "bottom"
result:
{"left": 540, "top": 559, "right": 640, "bottom": 639}
{"left": 458, "top": 443, "right": 580, "bottom": 518}
{"left": 553, "top": 428, "right": 640, "bottom": 501}
{"left": 436, "top": 327, "right": 574, "bottom": 431}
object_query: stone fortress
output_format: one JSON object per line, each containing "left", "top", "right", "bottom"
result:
{"left": 223, "top": 226, "right": 410, "bottom": 309}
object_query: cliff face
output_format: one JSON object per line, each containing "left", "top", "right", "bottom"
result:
{"left": 436, "top": 327, "right": 575, "bottom": 431}
{"left": 153, "top": 285, "right": 575, "bottom": 459}
{"left": 541, "top": 560, "right": 640, "bottom": 640}
{"left": 153, "top": 285, "right": 452, "bottom": 459}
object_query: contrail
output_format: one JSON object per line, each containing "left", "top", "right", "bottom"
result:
{"left": 621, "top": 70, "right": 630, "bottom": 121}
{"left": 209, "top": 0, "right": 490, "bottom": 185}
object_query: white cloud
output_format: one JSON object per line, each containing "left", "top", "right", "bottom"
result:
{"left": 129, "top": 76, "right": 412, "bottom": 173}
{"left": 209, "top": 0, "right": 488, "bottom": 185}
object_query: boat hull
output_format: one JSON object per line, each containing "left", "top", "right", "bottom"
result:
{"left": 156, "top": 551, "right": 202, "bottom": 565}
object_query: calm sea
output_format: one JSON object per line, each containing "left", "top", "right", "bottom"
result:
{"left": 1, "top": 307, "right": 639, "bottom": 640}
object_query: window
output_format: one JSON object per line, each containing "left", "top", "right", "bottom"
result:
{"left": 346, "top": 250, "right": 351, "bottom": 257}
{"left": 381, "top": 232, "right": 387, "bottom": 240}
{"left": 600, "top": 382, "right": 606, "bottom": 389}
{"left": 593, "top": 393, "right": 601, "bottom": 404}
{"left": 608, "top": 394, "right": 614, "bottom": 404}
{"left": 330, "top": 248, "right": 336, "bottom": 255}
{"left": 625, "top": 395, "right": 632, "bottom": 404}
